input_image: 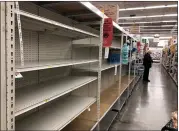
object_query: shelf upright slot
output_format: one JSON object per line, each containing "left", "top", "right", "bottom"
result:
{"left": 95, "top": 16, "right": 104, "bottom": 131}
{"left": 5, "top": 2, "right": 15, "bottom": 130}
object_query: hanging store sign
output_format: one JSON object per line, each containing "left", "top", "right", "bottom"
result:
{"left": 103, "top": 18, "right": 113, "bottom": 47}
{"left": 153, "top": 34, "right": 160, "bottom": 42}
{"left": 130, "top": 25, "right": 140, "bottom": 34}
{"left": 93, "top": 3, "right": 118, "bottom": 22}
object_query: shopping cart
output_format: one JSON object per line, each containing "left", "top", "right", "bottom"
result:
{"left": 161, "top": 119, "right": 177, "bottom": 131}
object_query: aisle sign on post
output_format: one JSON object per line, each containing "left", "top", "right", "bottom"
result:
{"left": 153, "top": 37, "right": 160, "bottom": 42}
{"left": 103, "top": 18, "right": 113, "bottom": 47}
{"left": 130, "top": 25, "right": 140, "bottom": 34}
{"left": 153, "top": 34, "right": 160, "bottom": 42}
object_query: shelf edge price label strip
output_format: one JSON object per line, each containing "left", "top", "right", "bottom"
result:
{"left": 114, "top": 65, "right": 117, "bottom": 75}
{"left": 15, "top": 72, "right": 23, "bottom": 79}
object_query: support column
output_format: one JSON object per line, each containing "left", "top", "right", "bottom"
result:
{"left": 0, "top": 2, "right": 6, "bottom": 130}
{"left": 5, "top": 2, "right": 15, "bottom": 130}
{"left": 97, "top": 17, "right": 103, "bottom": 131}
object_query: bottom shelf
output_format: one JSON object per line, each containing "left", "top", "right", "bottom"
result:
{"left": 16, "top": 96, "right": 96, "bottom": 130}
{"left": 62, "top": 75, "right": 135, "bottom": 131}
{"left": 162, "top": 64, "right": 178, "bottom": 86}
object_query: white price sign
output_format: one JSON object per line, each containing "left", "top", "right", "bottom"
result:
{"left": 104, "top": 47, "right": 109, "bottom": 59}
{"left": 153, "top": 37, "right": 160, "bottom": 42}
{"left": 114, "top": 65, "right": 117, "bottom": 75}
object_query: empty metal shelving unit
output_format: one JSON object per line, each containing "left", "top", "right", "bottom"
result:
{"left": 0, "top": 1, "right": 140, "bottom": 131}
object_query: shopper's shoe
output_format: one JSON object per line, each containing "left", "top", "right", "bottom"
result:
{"left": 147, "top": 80, "right": 150, "bottom": 82}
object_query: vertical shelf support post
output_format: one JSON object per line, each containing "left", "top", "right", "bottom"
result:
{"left": 97, "top": 17, "right": 103, "bottom": 130}
{"left": 0, "top": 2, "right": 6, "bottom": 130}
{"left": 5, "top": 2, "right": 15, "bottom": 130}
{"left": 118, "top": 33, "right": 123, "bottom": 108}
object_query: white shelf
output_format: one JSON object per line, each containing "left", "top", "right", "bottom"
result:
{"left": 16, "top": 96, "right": 96, "bottom": 130}
{"left": 17, "top": 10, "right": 99, "bottom": 38}
{"left": 16, "top": 59, "right": 98, "bottom": 72}
{"left": 72, "top": 44, "right": 99, "bottom": 48}
{"left": 110, "top": 46, "right": 121, "bottom": 49}
{"left": 15, "top": 76, "right": 97, "bottom": 116}
{"left": 76, "top": 63, "right": 120, "bottom": 72}
{"left": 101, "top": 63, "right": 120, "bottom": 71}
{"left": 72, "top": 44, "right": 121, "bottom": 49}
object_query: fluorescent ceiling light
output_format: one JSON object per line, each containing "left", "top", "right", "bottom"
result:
{"left": 161, "top": 25, "right": 177, "bottom": 27}
{"left": 118, "top": 20, "right": 177, "bottom": 24}
{"left": 118, "top": 14, "right": 177, "bottom": 19}
{"left": 140, "top": 29, "right": 173, "bottom": 30}
{"left": 119, "top": 4, "right": 177, "bottom": 11}
{"left": 145, "top": 5, "right": 166, "bottom": 9}
{"left": 122, "top": 25, "right": 176, "bottom": 28}
{"left": 140, "top": 32, "right": 171, "bottom": 33}
{"left": 142, "top": 37, "right": 172, "bottom": 39}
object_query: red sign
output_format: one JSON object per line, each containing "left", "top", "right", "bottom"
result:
{"left": 103, "top": 18, "right": 113, "bottom": 47}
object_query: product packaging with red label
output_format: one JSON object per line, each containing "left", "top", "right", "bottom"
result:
{"left": 103, "top": 18, "right": 113, "bottom": 47}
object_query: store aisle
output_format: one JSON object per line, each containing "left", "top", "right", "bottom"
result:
{"left": 110, "top": 63, "right": 178, "bottom": 130}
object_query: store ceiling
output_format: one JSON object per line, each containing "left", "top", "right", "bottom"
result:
{"left": 117, "top": 1, "right": 178, "bottom": 37}
{"left": 92, "top": 1, "right": 178, "bottom": 37}
{"left": 33, "top": 1, "right": 177, "bottom": 40}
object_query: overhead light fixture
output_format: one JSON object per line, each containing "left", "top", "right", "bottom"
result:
{"left": 140, "top": 29, "right": 173, "bottom": 31}
{"left": 140, "top": 32, "right": 170, "bottom": 34}
{"left": 118, "top": 20, "right": 177, "bottom": 24}
{"left": 122, "top": 25, "right": 176, "bottom": 28}
{"left": 119, "top": 4, "right": 177, "bottom": 11}
{"left": 118, "top": 14, "right": 177, "bottom": 19}
{"left": 161, "top": 25, "right": 178, "bottom": 27}
{"left": 142, "top": 37, "right": 172, "bottom": 39}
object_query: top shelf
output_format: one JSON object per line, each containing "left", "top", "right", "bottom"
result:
{"left": 22, "top": 1, "right": 137, "bottom": 40}
{"left": 16, "top": 9, "right": 99, "bottom": 39}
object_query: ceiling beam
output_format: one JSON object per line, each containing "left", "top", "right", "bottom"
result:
{"left": 118, "top": 14, "right": 177, "bottom": 20}
{"left": 79, "top": 21, "right": 100, "bottom": 25}
{"left": 140, "top": 28, "right": 174, "bottom": 31}
{"left": 40, "top": 2, "right": 76, "bottom": 7}
{"left": 118, "top": 20, "right": 177, "bottom": 24}
{"left": 170, "top": 23, "right": 178, "bottom": 33}
{"left": 119, "top": 4, "right": 177, "bottom": 11}
{"left": 121, "top": 25, "right": 176, "bottom": 28}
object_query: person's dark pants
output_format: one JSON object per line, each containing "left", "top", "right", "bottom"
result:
{"left": 143, "top": 66, "right": 150, "bottom": 80}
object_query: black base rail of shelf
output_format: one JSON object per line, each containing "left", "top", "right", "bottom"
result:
{"left": 162, "top": 64, "right": 178, "bottom": 87}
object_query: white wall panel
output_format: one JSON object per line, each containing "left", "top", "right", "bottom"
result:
{"left": 15, "top": 71, "right": 39, "bottom": 89}
{"left": 72, "top": 80, "right": 97, "bottom": 97}
{"left": 15, "top": 29, "right": 38, "bottom": 65}
{"left": 73, "top": 38, "right": 100, "bottom": 45}
{"left": 112, "top": 38, "right": 121, "bottom": 47}
{"left": 39, "top": 33, "right": 72, "bottom": 60}
{"left": 39, "top": 67, "right": 71, "bottom": 82}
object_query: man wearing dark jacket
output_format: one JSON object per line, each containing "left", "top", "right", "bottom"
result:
{"left": 143, "top": 50, "right": 153, "bottom": 82}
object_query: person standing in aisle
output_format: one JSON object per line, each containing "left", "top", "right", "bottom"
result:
{"left": 143, "top": 50, "right": 153, "bottom": 82}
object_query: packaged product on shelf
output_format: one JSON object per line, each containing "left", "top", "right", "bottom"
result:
{"left": 122, "top": 43, "right": 129, "bottom": 64}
